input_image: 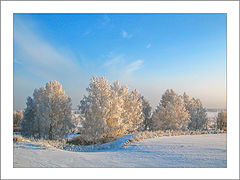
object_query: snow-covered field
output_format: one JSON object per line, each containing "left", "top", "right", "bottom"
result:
{"left": 14, "top": 133, "right": 226, "bottom": 168}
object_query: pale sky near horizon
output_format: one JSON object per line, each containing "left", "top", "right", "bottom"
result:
{"left": 14, "top": 13, "right": 226, "bottom": 110}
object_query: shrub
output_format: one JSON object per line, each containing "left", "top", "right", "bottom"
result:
{"left": 13, "top": 135, "right": 25, "bottom": 142}
{"left": 67, "top": 135, "right": 117, "bottom": 145}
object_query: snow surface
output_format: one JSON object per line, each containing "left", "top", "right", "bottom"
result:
{"left": 14, "top": 133, "right": 226, "bottom": 168}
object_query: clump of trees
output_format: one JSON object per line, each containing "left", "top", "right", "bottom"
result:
{"left": 19, "top": 76, "right": 214, "bottom": 144}
{"left": 21, "top": 81, "right": 74, "bottom": 140}
{"left": 150, "top": 90, "right": 208, "bottom": 131}
{"left": 79, "top": 76, "right": 143, "bottom": 144}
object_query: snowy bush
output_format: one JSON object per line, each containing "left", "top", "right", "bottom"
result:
{"left": 13, "top": 135, "right": 67, "bottom": 150}
{"left": 67, "top": 135, "right": 118, "bottom": 145}
{"left": 151, "top": 89, "right": 189, "bottom": 131}
{"left": 21, "top": 81, "right": 74, "bottom": 140}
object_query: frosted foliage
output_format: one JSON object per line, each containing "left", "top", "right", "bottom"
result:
{"left": 72, "top": 113, "right": 83, "bottom": 132}
{"left": 152, "top": 89, "right": 189, "bottom": 131}
{"left": 79, "top": 76, "right": 143, "bottom": 143}
{"left": 187, "top": 98, "right": 208, "bottom": 130}
{"left": 21, "top": 81, "right": 74, "bottom": 140}
{"left": 79, "top": 76, "right": 111, "bottom": 143}
{"left": 108, "top": 81, "right": 128, "bottom": 136}
{"left": 122, "top": 89, "right": 143, "bottom": 132}
{"left": 182, "top": 92, "right": 208, "bottom": 130}
{"left": 183, "top": 92, "right": 191, "bottom": 109}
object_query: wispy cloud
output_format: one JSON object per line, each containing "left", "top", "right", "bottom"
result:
{"left": 102, "top": 53, "right": 143, "bottom": 82}
{"left": 125, "top": 60, "right": 143, "bottom": 73}
{"left": 122, "top": 30, "right": 132, "bottom": 39}
{"left": 103, "top": 54, "right": 125, "bottom": 67}
{"left": 82, "top": 30, "right": 91, "bottom": 36}
{"left": 100, "top": 15, "right": 111, "bottom": 25}
{"left": 14, "top": 17, "right": 88, "bottom": 109}
{"left": 146, "top": 43, "right": 151, "bottom": 49}
{"left": 14, "top": 17, "right": 81, "bottom": 81}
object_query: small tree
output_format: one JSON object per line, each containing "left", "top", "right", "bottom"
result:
{"left": 187, "top": 98, "right": 208, "bottom": 130}
{"left": 13, "top": 110, "right": 23, "bottom": 127}
{"left": 21, "top": 97, "right": 35, "bottom": 137}
{"left": 182, "top": 92, "right": 208, "bottom": 130}
{"left": 217, "top": 111, "right": 227, "bottom": 130}
{"left": 140, "top": 96, "right": 152, "bottom": 131}
{"left": 152, "top": 89, "right": 189, "bottom": 131}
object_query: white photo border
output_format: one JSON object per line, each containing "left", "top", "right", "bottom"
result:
{"left": 1, "top": 1, "right": 239, "bottom": 179}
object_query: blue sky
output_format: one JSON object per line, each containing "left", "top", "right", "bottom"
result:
{"left": 14, "top": 13, "right": 226, "bottom": 110}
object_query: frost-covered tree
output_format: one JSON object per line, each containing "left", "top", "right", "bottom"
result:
{"left": 182, "top": 92, "right": 208, "bottom": 130}
{"left": 21, "top": 97, "right": 35, "bottom": 137}
{"left": 187, "top": 98, "right": 208, "bottom": 130}
{"left": 32, "top": 87, "right": 45, "bottom": 138}
{"left": 122, "top": 89, "right": 143, "bottom": 132}
{"left": 79, "top": 76, "right": 111, "bottom": 143}
{"left": 151, "top": 89, "right": 189, "bottom": 131}
{"left": 109, "top": 82, "right": 143, "bottom": 134}
{"left": 21, "top": 81, "right": 74, "bottom": 140}
{"left": 13, "top": 110, "right": 23, "bottom": 127}
{"left": 140, "top": 96, "right": 152, "bottom": 131}
{"left": 107, "top": 81, "right": 128, "bottom": 137}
